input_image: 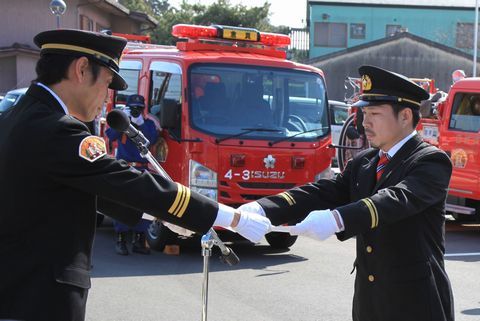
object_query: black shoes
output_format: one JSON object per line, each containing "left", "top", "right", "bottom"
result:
{"left": 115, "top": 232, "right": 150, "bottom": 255}
{"left": 132, "top": 232, "right": 151, "bottom": 255}
{"left": 115, "top": 232, "right": 129, "bottom": 255}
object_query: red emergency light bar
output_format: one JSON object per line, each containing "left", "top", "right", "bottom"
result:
{"left": 171, "top": 24, "right": 290, "bottom": 48}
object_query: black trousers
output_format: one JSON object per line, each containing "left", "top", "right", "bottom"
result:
{"left": 0, "top": 264, "right": 88, "bottom": 321}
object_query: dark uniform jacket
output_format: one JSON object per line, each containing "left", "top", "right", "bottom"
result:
{"left": 0, "top": 85, "right": 218, "bottom": 302}
{"left": 257, "top": 135, "right": 454, "bottom": 321}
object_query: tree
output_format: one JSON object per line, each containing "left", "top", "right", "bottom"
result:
{"left": 151, "top": 0, "right": 274, "bottom": 45}
{"left": 119, "top": 0, "right": 304, "bottom": 61}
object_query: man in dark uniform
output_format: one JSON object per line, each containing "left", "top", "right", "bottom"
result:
{"left": 0, "top": 29, "right": 271, "bottom": 321}
{"left": 239, "top": 65, "right": 454, "bottom": 321}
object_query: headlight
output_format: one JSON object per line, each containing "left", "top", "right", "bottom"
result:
{"left": 314, "top": 165, "right": 333, "bottom": 181}
{"left": 189, "top": 160, "right": 217, "bottom": 201}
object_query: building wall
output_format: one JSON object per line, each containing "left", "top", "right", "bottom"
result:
{"left": 0, "top": 56, "right": 17, "bottom": 94}
{"left": 16, "top": 54, "right": 39, "bottom": 89}
{"left": 309, "top": 4, "right": 476, "bottom": 59}
{"left": 0, "top": 0, "right": 145, "bottom": 93}
{"left": 312, "top": 37, "right": 480, "bottom": 101}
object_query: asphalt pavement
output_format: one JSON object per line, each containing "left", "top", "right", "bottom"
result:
{"left": 86, "top": 218, "right": 480, "bottom": 321}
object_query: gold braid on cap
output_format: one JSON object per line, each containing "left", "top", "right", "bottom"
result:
{"left": 360, "top": 93, "right": 421, "bottom": 107}
{"left": 41, "top": 43, "right": 119, "bottom": 68}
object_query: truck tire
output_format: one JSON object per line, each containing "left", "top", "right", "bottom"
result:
{"left": 338, "top": 114, "right": 370, "bottom": 172}
{"left": 146, "top": 220, "right": 169, "bottom": 251}
{"left": 265, "top": 232, "right": 297, "bottom": 249}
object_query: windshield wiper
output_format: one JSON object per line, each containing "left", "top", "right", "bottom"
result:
{"left": 268, "top": 127, "right": 329, "bottom": 146}
{"left": 215, "top": 127, "right": 282, "bottom": 144}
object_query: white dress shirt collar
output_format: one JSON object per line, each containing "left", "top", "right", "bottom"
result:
{"left": 381, "top": 130, "right": 417, "bottom": 158}
{"left": 36, "top": 82, "right": 69, "bottom": 115}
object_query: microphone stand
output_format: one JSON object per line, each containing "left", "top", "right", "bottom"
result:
{"left": 130, "top": 136, "right": 239, "bottom": 321}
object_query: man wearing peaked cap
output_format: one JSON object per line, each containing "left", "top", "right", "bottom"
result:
{"left": 355, "top": 65, "right": 430, "bottom": 109}
{"left": 0, "top": 29, "right": 271, "bottom": 321}
{"left": 34, "top": 29, "right": 128, "bottom": 90}
{"left": 238, "top": 65, "right": 454, "bottom": 321}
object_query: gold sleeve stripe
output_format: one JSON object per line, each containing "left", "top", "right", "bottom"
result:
{"left": 176, "top": 186, "right": 191, "bottom": 218}
{"left": 279, "top": 192, "right": 295, "bottom": 206}
{"left": 168, "top": 183, "right": 184, "bottom": 216}
{"left": 361, "top": 198, "right": 378, "bottom": 228}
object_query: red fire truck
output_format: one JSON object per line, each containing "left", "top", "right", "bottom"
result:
{"left": 337, "top": 75, "right": 480, "bottom": 222}
{"left": 418, "top": 77, "right": 480, "bottom": 221}
{"left": 104, "top": 24, "right": 335, "bottom": 249}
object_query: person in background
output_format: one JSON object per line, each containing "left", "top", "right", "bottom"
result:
{"left": 106, "top": 94, "right": 157, "bottom": 255}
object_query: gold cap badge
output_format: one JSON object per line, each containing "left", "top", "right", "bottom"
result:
{"left": 362, "top": 75, "right": 372, "bottom": 91}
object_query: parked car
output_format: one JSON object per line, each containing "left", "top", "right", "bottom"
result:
{"left": 328, "top": 100, "right": 350, "bottom": 167}
{"left": 0, "top": 87, "right": 27, "bottom": 115}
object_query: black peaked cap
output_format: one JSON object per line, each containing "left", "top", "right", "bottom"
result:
{"left": 34, "top": 29, "right": 128, "bottom": 90}
{"left": 354, "top": 65, "right": 429, "bottom": 109}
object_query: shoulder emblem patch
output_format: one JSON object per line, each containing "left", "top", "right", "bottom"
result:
{"left": 79, "top": 136, "right": 107, "bottom": 162}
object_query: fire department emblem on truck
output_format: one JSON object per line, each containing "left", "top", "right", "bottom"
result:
{"left": 264, "top": 154, "right": 276, "bottom": 169}
{"left": 451, "top": 149, "right": 468, "bottom": 168}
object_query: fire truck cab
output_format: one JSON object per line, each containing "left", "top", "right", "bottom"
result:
{"left": 106, "top": 24, "right": 334, "bottom": 249}
{"left": 420, "top": 77, "right": 480, "bottom": 221}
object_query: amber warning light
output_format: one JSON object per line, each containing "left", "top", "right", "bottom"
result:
{"left": 171, "top": 24, "right": 290, "bottom": 47}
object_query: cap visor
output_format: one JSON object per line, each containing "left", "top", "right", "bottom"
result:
{"left": 109, "top": 69, "right": 128, "bottom": 90}
{"left": 352, "top": 100, "right": 372, "bottom": 108}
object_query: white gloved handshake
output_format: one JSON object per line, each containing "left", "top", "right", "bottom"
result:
{"left": 238, "top": 202, "right": 343, "bottom": 241}
{"left": 164, "top": 203, "right": 271, "bottom": 243}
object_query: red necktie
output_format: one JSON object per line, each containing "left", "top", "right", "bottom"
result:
{"left": 376, "top": 152, "right": 391, "bottom": 181}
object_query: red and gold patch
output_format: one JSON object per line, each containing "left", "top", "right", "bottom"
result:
{"left": 451, "top": 149, "right": 468, "bottom": 168}
{"left": 79, "top": 136, "right": 106, "bottom": 162}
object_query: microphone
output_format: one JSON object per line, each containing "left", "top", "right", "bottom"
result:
{"left": 106, "top": 109, "right": 150, "bottom": 148}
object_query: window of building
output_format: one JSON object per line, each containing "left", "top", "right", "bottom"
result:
{"left": 96, "top": 23, "right": 109, "bottom": 33}
{"left": 80, "top": 15, "right": 93, "bottom": 31}
{"left": 456, "top": 23, "right": 480, "bottom": 49}
{"left": 350, "top": 23, "right": 366, "bottom": 39}
{"left": 314, "top": 22, "right": 347, "bottom": 47}
{"left": 386, "top": 24, "right": 402, "bottom": 37}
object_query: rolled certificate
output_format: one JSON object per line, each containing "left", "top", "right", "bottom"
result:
{"left": 270, "top": 225, "right": 294, "bottom": 233}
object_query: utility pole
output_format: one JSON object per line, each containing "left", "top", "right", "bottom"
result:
{"left": 474, "top": 0, "right": 479, "bottom": 76}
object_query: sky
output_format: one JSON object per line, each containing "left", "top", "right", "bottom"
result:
{"left": 168, "top": 0, "right": 307, "bottom": 28}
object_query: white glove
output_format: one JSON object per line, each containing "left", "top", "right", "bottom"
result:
{"left": 290, "top": 210, "right": 340, "bottom": 241}
{"left": 131, "top": 114, "right": 144, "bottom": 126}
{"left": 233, "top": 211, "right": 272, "bottom": 243}
{"left": 237, "top": 201, "right": 266, "bottom": 217}
{"left": 163, "top": 221, "right": 195, "bottom": 237}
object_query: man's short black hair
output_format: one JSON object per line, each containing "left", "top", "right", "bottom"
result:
{"left": 391, "top": 104, "right": 420, "bottom": 128}
{"left": 34, "top": 54, "right": 101, "bottom": 86}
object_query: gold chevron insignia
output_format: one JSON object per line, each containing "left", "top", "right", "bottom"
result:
{"left": 168, "top": 183, "right": 191, "bottom": 218}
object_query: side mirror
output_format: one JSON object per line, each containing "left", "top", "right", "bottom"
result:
{"left": 159, "top": 99, "right": 180, "bottom": 129}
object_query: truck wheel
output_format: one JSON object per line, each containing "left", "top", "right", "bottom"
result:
{"left": 338, "top": 114, "right": 370, "bottom": 172}
{"left": 265, "top": 232, "right": 298, "bottom": 249}
{"left": 146, "top": 220, "right": 169, "bottom": 251}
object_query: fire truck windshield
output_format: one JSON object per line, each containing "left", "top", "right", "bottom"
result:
{"left": 189, "top": 64, "right": 328, "bottom": 141}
